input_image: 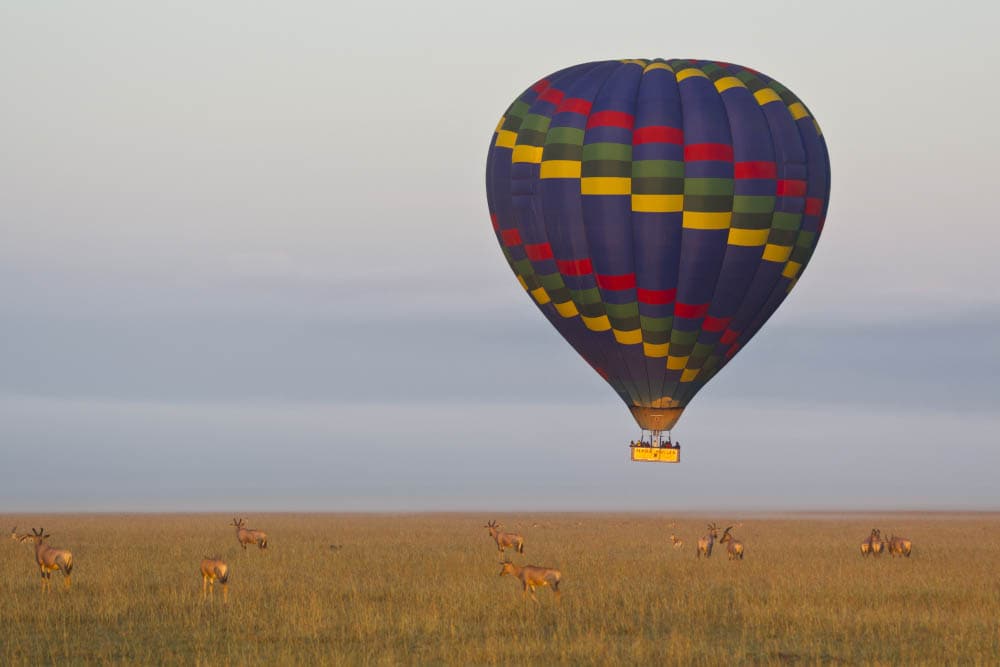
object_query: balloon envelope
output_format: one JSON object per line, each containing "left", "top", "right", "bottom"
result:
{"left": 486, "top": 59, "right": 830, "bottom": 432}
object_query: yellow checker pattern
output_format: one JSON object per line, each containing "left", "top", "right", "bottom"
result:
{"left": 632, "top": 194, "right": 684, "bottom": 213}
{"left": 512, "top": 145, "right": 543, "bottom": 164}
{"left": 714, "top": 76, "right": 747, "bottom": 93}
{"left": 554, "top": 301, "right": 579, "bottom": 318}
{"left": 643, "top": 342, "right": 669, "bottom": 358}
{"left": 753, "top": 88, "right": 782, "bottom": 105}
{"left": 613, "top": 329, "right": 642, "bottom": 345}
{"left": 676, "top": 68, "right": 709, "bottom": 82}
{"left": 683, "top": 211, "right": 731, "bottom": 230}
{"left": 727, "top": 228, "right": 770, "bottom": 247}
{"left": 762, "top": 244, "right": 793, "bottom": 263}
{"left": 540, "top": 160, "right": 581, "bottom": 179}
{"left": 582, "top": 177, "right": 631, "bottom": 195}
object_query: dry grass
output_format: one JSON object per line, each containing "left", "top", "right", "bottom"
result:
{"left": 2, "top": 513, "right": 999, "bottom": 665}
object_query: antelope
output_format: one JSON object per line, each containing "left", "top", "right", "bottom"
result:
{"left": 25, "top": 528, "right": 73, "bottom": 591}
{"left": 200, "top": 556, "right": 230, "bottom": 602}
{"left": 860, "top": 528, "right": 884, "bottom": 557}
{"left": 499, "top": 560, "right": 561, "bottom": 603}
{"left": 669, "top": 534, "right": 684, "bottom": 549}
{"left": 10, "top": 526, "right": 31, "bottom": 543}
{"left": 232, "top": 517, "right": 268, "bottom": 550}
{"left": 697, "top": 523, "right": 719, "bottom": 558}
{"left": 887, "top": 534, "right": 912, "bottom": 557}
{"left": 719, "top": 526, "right": 744, "bottom": 560}
{"left": 484, "top": 520, "right": 524, "bottom": 557}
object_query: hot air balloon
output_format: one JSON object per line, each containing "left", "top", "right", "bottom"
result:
{"left": 485, "top": 59, "right": 830, "bottom": 462}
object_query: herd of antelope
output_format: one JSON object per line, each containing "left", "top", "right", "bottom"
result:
{"left": 693, "top": 522, "right": 745, "bottom": 560}
{"left": 485, "top": 520, "right": 561, "bottom": 603}
{"left": 7, "top": 518, "right": 917, "bottom": 603}
{"left": 8, "top": 517, "right": 270, "bottom": 602}
{"left": 860, "top": 528, "right": 913, "bottom": 558}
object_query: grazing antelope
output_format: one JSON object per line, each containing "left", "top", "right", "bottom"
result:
{"left": 10, "top": 526, "right": 31, "bottom": 543}
{"left": 232, "top": 517, "right": 268, "bottom": 550}
{"left": 887, "top": 534, "right": 912, "bottom": 557}
{"left": 697, "top": 523, "right": 719, "bottom": 558}
{"left": 669, "top": 534, "right": 684, "bottom": 550}
{"left": 25, "top": 528, "right": 73, "bottom": 591}
{"left": 200, "top": 557, "right": 230, "bottom": 602}
{"left": 499, "top": 560, "right": 561, "bottom": 603}
{"left": 719, "top": 526, "right": 744, "bottom": 560}
{"left": 484, "top": 520, "right": 524, "bottom": 557}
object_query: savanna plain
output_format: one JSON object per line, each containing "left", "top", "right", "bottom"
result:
{"left": 1, "top": 513, "right": 998, "bottom": 665}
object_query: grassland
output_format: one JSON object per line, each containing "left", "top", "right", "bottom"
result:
{"left": 1, "top": 513, "right": 998, "bottom": 665}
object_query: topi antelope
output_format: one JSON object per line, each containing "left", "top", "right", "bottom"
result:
{"left": 484, "top": 520, "right": 524, "bottom": 557}
{"left": 868, "top": 528, "right": 885, "bottom": 556}
{"left": 719, "top": 526, "right": 744, "bottom": 560}
{"left": 887, "top": 534, "right": 912, "bottom": 557}
{"left": 232, "top": 517, "right": 268, "bottom": 550}
{"left": 26, "top": 528, "right": 73, "bottom": 591}
{"left": 10, "top": 526, "right": 32, "bottom": 543}
{"left": 670, "top": 534, "right": 684, "bottom": 550}
{"left": 697, "top": 523, "right": 719, "bottom": 558}
{"left": 200, "top": 556, "right": 230, "bottom": 602}
{"left": 499, "top": 560, "right": 561, "bottom": 603}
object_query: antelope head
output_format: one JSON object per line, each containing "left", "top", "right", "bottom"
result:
{"left": 27, "top": 527, "right": 51, "bottom": 545}
{"left": 498, "top": 560, "right": 516, "bottom": 577}
{"left": 232, "top": 517, "right": 246, "bottom": 529}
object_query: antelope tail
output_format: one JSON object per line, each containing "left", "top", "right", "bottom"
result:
{"left": 215, "top": 567, "right": 229, "bottom": 584}
{"left": 56, "top": 554, "right": 73, "bottom": 575}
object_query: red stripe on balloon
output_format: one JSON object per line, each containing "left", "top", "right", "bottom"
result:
{"left": 538, "top": 88, "right": 564, "bottom": 105}
{"left": 674, "top": 302, "right": 710, "bottom": 318}
{"left": 637, "top": 288, "right": 676, "bottom": 305}
{"left": 805, "top": 197, "right": 824, "bottom": 215}
{"left": 777, "top": 179, "right": 807, "bottom": 197}
{"left": 490, "top": 213, "right": 499, "bottom": 232}
{"left": 684, "top": 143, "right": 733, "bottom": 162}
{"left": 633, "top": 126, "right": 684, "bottom": 145}
{"left": 701, "top": 316, "right": 731, "bottom": 333}
{"left": 556, "top": 258, "right": 593, "bottom": 276}
{"left": 596, "top": 273, "right": 636, "bottom": 290}
{"left": 720, "top": 329, "right": 739, "bottom": 345}
{"left": 530, "top": 79, "right": 550, "bottom": 93}
{"left": 585, "top": 111, "right": 634, "bottom": 130}
{"left": 556, "top": 98, "right": 592, "bottom": 115}
{"left": 524, "top": 242, "right": 554, "bottom": 261}
{"left": 501, "top": 229, "right": 522, "bottom": 247}
{"left": 734, "top": 161, "right": 776, "bottom": 179}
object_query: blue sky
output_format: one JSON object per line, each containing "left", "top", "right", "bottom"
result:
{"left": 2, "top": 1, "right": 998, "bottom": 511}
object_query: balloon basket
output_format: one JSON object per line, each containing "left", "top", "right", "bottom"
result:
{"left": 629, "top": 445, "right": 681, "bottom": 463}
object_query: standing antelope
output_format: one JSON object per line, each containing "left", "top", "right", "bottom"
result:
{"left": 484, "top": 520, "right": 524, "bottom": 557}
{"left": 200, "top": 556, "right": 230, "bottom": 602}
{"left": 232, "top": 517, "right": 268, "bottom": 550}
{"left": 697, "top": 523, "right": 719, "bottom": 558}
{"left": 887, "top": 534, "right": 912, "bottom": 557}
{"left": 25, "top": 528, "right": 73, "bottom": 591}
{"left": 860, "top": 528, "right": 884, "bottom": 557}
{"left": 499, "top": 560, "right": 561, "bottom": 603}
{"left": 670, "top": 534, "right": 684, "bottom": 550}
{"left": 719, "top": 526, "right": 745, "bottom": 560}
